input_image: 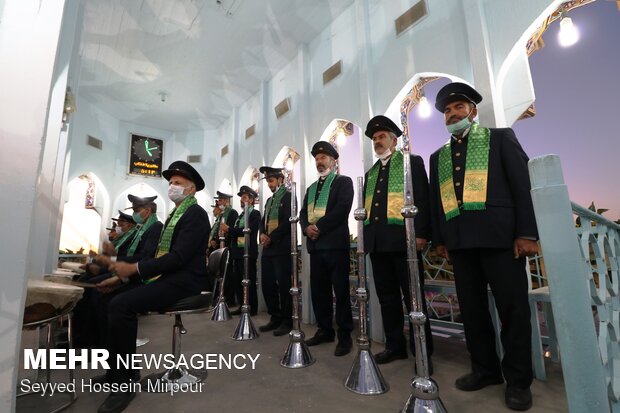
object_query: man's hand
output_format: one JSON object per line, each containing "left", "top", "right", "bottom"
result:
{"left": 209, "top": 240, "right": 218, "bottom": 249}
{"left": 96, "top": 275, "right": 122, "bottom": 293}
{"left": 260, "top": 234, "right": 271, "bottom": 247}
{"left": 435, "top": 245, "right": 449, "bottom": 260}
{"left": 305, "top": 225, "right": 320, "bottom": 241}
{"left": 109, "top": 261, "right": 138, "bottom": 278}
{"left": 102, "top": 241, "right": 117, "bottom": 257}
{"left": 220, "top": 223, "right": 229, "bottom": 234}
{"left": 513, "top": 238, "right": 538, "bottom": 258}
{"left": 416, "top": 238, "right": 428, "bottom": 252}
{"left": 95, "top": 254, "right": 112, "bottom": 267}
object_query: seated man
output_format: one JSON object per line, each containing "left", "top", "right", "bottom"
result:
{"left": 95, "top": 161, "right": 211, "bottom": 413}
{"left": 73, "top": 195, "right": 163, "bottom": 348}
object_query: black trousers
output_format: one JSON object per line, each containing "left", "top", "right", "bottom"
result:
{"left": 103, "top": 273, "right": 206, "bottom": 382}
{"left": 232, "top": 257, "right": 258, "bottom": 315}
{"left": 261, "top": 254, "right": 292, "bottom": 324}
{"left": 223, "top": 260, "right": 237, "bottom": 307}
{"left": 370, "top": 252, "right": 434, "bottom": 356}
{"left": 309, "top": 249, "right": 353, "bottom": 340}
{"left": 450, "top": 248, "right": 533, "bottom": 388}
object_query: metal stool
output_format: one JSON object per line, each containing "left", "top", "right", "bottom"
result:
{"left": 141, "top": 292, "right": 213, "bottom": 392}
{"left": 18, "top": 306, "right": 77, "bottom": 412}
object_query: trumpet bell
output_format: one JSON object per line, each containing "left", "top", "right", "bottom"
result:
{"left": 344, "top": 349, "right": 389, "bottom": 395}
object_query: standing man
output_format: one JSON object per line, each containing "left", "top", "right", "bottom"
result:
{"left": 300, "top": 142, "right": 354, "bottom": 357}
{"left": 220, "top": 186, "right": 260, "bottom": 316}
{"left": 208, "top": 202, "right": 222, "bottom": 256}
{"left": 95, "top": 161, "right": 211, "bottom": 413}
{"left": 213, "top": 191, "right": 239, "bottom": 306}
{"left": 428, "top": 82, "right": 538, "bottom": 411}
{"left": 363, "top": 115, "right": 434, "bottom": 367}
{"left": 258, "top": 166, "right": 293, "bottom": 336}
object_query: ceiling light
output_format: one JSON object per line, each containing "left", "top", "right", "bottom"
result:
{"left": 558, "top": 16, "right": 579, "bottom": 47}
{"left": 336, "top": 132, "right": 347, "bottom": 147}
{"left": 418, "top": 95, "right": 431, "bottom": 118}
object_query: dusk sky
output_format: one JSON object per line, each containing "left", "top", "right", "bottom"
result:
{"left": 407, "top": 1, "right": 620, "bottom": 221}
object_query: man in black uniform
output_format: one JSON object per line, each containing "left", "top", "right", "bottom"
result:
{"left": 428, "top": 82, "right": 538, "bottom": 411}
{"left": 363, "top": 115, "right": 434, "bottom": 367}
{"left": 213, "top": 191, "right": 239, "bottom": 306}
{"left": 97, "top": 161, "right": 211, "bottom": 413}
{"left": 74, "top": 195, "right": 163, "bottom": 348}
{"left": 258, "top": 166, "right": 293, "bottom": 336}
{"left": 220, "top": 186, "right": 260, "bottom": 316}
{"left": 300, "top": 142, "right": 354, "bottom": 357}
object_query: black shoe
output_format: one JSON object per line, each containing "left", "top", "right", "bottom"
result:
{"left": 334, "top": 337, "right": 352, "bottom": 357}
{"left": 273, "top": 323, "right": 292, "bottom": 337}
{"left": 259, "top": 319, "right": 281, "bottom": 332}
{"left": 455, "top": 372, "right": 504, "bottom": 391}
{"left": 305, "top": 329, "right": 335, "bottom": 346}
{"left": 97, "top": 391, "right": 136, "bottom": 413}
{"left": 505, "top": 386, "right": 533, "bottom": 411}
{"left": 229, "top": 308, "right": 242, "bottom": 316}
{"left": 374, "top": 349, "right": 407, "bottom": 364}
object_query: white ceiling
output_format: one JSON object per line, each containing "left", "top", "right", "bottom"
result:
{"left": 77, "top": 0, "right": 355, "bottom": 132}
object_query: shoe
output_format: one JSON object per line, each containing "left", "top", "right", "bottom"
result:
{"left": 455, "top": 371, "right": 504, "bottom": 391}
{"left": 374, "top": 349, "right": 407, "bottom": 364}
{"left": 334, "top": 337, "right": 352, "bottom": 356}
{"left": 505, "top": 386, "right": 533, "bottom": 411}
{"left": 259, "top": 319, "right": 281, "bottom": 332}
{"left": 305, "top": 329, "right": 335, "bottom": 346}
{"left": 273, "top": 323, "right": 292, "bottom": 337}
{"left": 97, "top": 390, "right": 136, "bottom": 413}
{"left": 229, "top": 308, "right": 242, "bottom": 316}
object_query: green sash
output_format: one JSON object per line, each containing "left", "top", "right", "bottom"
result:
{"left": 438, "top": 122, "right": 490, "bottom": 220}
{"left": 306, "top": 171, "right": 336, "bottom": 224}
{"left": 146, "top": 195, "right": 197, "bottom": 283}
{"left": 265, "top": 185, "right": 287, "bottom": 235}
{"left": 126, "top": 213, "right": 159, "bottom": 257}
{"left": 235, "top": 206, "right": 254, "bottom": 248}
{"left": 209, "top": 206, "right": 232, "bottom": 241}
{"left": 364, "top": 150, "right": 404, "bottom": 226}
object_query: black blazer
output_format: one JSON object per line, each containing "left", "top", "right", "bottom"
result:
{"left": 229, "top": 208, "right": 261, "bottom": 259}
{"left": 300, "top": 174, "right": 354, "bottom": 253}
{"left": 138, "top": 204, "right": 211, "bottom": 279}
{"left": 429, "top": 127, "right": 538, "bottom": 250}
{"left": 260, "top": 190, "right": 292, "bottom": 257}
{"left": 117, "top": 220, "right": 163, "bottom": 263}
{"left": 363, "top": 154, "right": 430, "bottom": 253}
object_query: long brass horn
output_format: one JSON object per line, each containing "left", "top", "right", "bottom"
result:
{"left": 344, "top": 176, "right": 389, "bottom": 394}
{"left": 281, "top": 181, "right": 314, "bottom": 368}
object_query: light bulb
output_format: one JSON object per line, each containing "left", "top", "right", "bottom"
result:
{"left": 336, "top": 133, "right": 347, "bottom": 147}
{"left": 558, "top": 16, "right": 579, "bottom": 47}
{"left": 285, "top": 158, "right": 294, "bottom": 170}
{"left": 418, "top": 96, "right": 432, "bottom": 118}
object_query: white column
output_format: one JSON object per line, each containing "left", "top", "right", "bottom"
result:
{"left": 0, "top": 0, "right": 68, "bottom": 410}
{"left": 462, "top": 0, "right": 507, "bottom": 127}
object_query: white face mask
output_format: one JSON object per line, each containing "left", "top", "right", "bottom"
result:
{"left": 168, "top": 184, "right": 188, "bottom": 203}
{"left": 376, "top": 148, "right": 392, "bottom": 161}
{"left": 318, "top": 168, "right": 331, "bottom": 177}
{"left": 115, "top": 226, "right": 124, "bottom": 236}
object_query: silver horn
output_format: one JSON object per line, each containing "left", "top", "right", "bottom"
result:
{"left": 211, "top": 232, "right": 232, "bottom": 321}
{"left": 344, "top": 176, "right": 389, "bottom": 394}
{"left": 281, "top": 181, "right": 315, "bottom": 368}
{"left": 400, "top": 113, "right": 447, "bottom": 412}
{"left": 232, "top": 201, "right": 259, "bottom": 340}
